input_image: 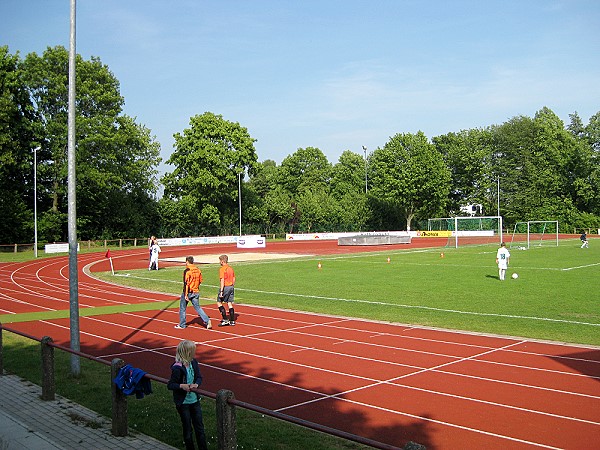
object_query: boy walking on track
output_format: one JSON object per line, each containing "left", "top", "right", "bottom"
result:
{"left": 175, "top": 256, "right": 212, "bottom": 330}
{"left": 217, "top": 254, "right": 236, "bottom": 326}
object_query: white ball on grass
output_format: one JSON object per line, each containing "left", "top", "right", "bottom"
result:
{"left": 511, "top": 273, "right": 519, "bottom": 279}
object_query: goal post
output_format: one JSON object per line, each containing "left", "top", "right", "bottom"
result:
{"left": 510, "top": 220, "right": 558, "bottom": 249}
{"left": 428, "top": 216, "right": 503, "bottom": 248}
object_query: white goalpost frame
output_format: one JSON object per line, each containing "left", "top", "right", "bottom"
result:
{"left": 511, "top": 220, "right": 559, "bottom": 249}
{"left": 452, "top": 215, "right": 503, "bottom": 249}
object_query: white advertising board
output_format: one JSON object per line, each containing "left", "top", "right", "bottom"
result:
{"left": 236, "top": 235, "right": 266, "bottom": 248}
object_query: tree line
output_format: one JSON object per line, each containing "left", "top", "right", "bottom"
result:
{"left": 1, "top": 46, "right": 599, "bottom": 244}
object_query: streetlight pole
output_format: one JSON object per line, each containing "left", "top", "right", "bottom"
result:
{"left": 238, "top": 171, "right": 242, "bottom": 236}
{"left": 362, "top": 145, "right": 368, "bottom": 194}
{"left": 34, "top": 147, "right": 39, "bottom": 258}
{"left": 497, "top": 176, "right": 502, "bottom": 243}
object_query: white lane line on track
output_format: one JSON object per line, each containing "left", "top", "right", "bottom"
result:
{"left": 73, "top": 314, "right": 595, "bottom": 449}
{"left": 76, "top": 312, "right": 600, "bottom": 422}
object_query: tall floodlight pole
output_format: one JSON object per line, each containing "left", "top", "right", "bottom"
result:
{"left": 497, "top": 177, "right": 500, "bottom": 217}
{"left": 362, "top": 146, "right": 368, "bottom": 194}
{"left": 497, "top": 177, "right": 502, "bottom": 243}
{"left": 68, "top": 0, "right": 80, "bottom": 376}
{"left": 34, "top": 147, "right": 39, "bottom": 258}
{"left": 238, "top": 171, "right": 242, "bottom": 236}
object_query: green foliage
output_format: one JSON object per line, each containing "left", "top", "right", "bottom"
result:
{"left": 0, "top": 46, "right": 162, "bottom": 243}
{"left": 278, "top": 146, "right": 332, "bottom": 195}
{"left": 0, "top": 46, "right": 37, "bottom": 243}
{"left": 162, "top": 112, "right": 258, "bottom": 236}
{"left": 433, "top": 128, "right": 494, "bottom": 214}
{"left": 369, "top": 132, "right": 451, "bottom": 230}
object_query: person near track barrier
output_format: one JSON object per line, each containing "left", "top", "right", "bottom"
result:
{"left": 167, "top": 339, "right": 208, "bottom": 450}
{"left": 217, "top": 254, "right": 236, "bottom": 326}
{"left": 175, "top": 256, "right": 212, "bottom": 330}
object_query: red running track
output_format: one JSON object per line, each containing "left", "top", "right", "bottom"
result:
{"left": 1, "top": 240, "right": 599, "bottom": 449}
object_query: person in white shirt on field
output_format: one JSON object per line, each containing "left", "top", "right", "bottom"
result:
{"left": 495, "top": 242, "right": 510, "bottom": 281}
{"left": 149, "top": 236, "right": 161, "bottom": 270}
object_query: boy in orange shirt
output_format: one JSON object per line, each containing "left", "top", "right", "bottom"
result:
{"left": 175, "top": 256, "right": 212, "bottom": 329}
{"left": 217, "top": 254, "right": 236, "bottom": 326}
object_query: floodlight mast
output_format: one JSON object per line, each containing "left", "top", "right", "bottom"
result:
{"left": 362, "top": 145, "right": 368, "bottom": 194}
{"left": 238, "top": 170, "right": 242, "bottom": 236}
{"left": 68, "top": 0, "right": 80, "bottom": 376}
{"left": 34, "top": 147, "right": 39, "bottom": 258}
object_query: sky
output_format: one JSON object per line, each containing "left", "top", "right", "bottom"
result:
{"left": 2, "top": 0, "right": 599, "bottom": 176}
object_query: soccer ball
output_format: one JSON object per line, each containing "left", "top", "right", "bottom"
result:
{"left": 511, "top": 273, "right": 519, "bottom": 279}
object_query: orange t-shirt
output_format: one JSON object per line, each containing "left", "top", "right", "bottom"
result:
{"left": 185, "top": 264, "right": 202, "bottom": 294}
{"left": 219, "top": 264, "right": 235, "bottom": 287}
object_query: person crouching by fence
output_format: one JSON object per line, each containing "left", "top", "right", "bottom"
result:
{"left": 167, "top": 340, "right": 208, "bottom": 450}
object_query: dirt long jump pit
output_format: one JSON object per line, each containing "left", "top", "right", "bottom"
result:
{"left": 162, "top": 252, "right": 314, "bottom": 265}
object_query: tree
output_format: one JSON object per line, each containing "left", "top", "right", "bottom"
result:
{"left": 0, "top": 46, "right": 38, "bottom": 243}
{"left": 278, "top": 147, "right": 331, "bottom": 195}
{"left": 568, "top": 111, "right": 600, "bottom": 218}
{"left": 369, "top": 132, "right": 451, "bottom": 231}
{"left": 21, "top": 46, "right": 161, "bottom": 241}
{"left": 330, "top": 150, "right": 366, "bottom": 198}
{"left": 162, "top": 112, "right": 258, "bottom": 236}
{"left": 330, "top": 150, "right": 371, "bottom": 231}
{"left": 433, "top": 128, "right": 495, "bottom": 215}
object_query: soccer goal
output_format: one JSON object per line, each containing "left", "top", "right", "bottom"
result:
{"left": 428, "top": 216, "right": 503, "bottom": 248}
{"left": 509, "top": 220, "right": 559, "bottom": 249}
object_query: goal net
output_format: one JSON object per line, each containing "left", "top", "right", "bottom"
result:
{"left": 428, "top": 216, "right": 503, "bottom": 248}
{"left": 509, "top": 221, "right": 559, "bottom": 249}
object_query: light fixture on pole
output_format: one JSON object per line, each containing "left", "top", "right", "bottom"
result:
{"left": 34, "top": 147, "right": 39, "bottom": 258}
{"left": 362, "top": 145, "right": 368, "bottom": 194}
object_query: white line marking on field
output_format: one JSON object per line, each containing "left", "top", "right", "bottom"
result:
{"left": 562, "top": 262, "right": 600, "bottom": 271}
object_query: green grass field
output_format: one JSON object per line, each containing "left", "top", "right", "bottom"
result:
{"left": 93, "top": 239, "right": 600, "bottom": 346}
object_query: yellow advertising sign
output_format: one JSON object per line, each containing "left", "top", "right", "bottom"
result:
{"left": 417, "top": 231, "right": 453, "bottom": 237}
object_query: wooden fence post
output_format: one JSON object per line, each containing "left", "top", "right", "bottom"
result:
{"left": 216, "top": 389, "right": 237, "bottom": 450}
{"left": 40, "top": 336, "right": 55, "bottom": 400}
{"left": 111, "top": 358, "right": 128, "bottom": 436}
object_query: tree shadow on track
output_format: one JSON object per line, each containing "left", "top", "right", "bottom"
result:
{"left": 115, "top": 299, "right": 179, "bottom": 344}
{"left": 191, "top": 346, "right": 434, "bottom": 449}
{"left": 548, "top": 348, "right": 600, "bottom": 381}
